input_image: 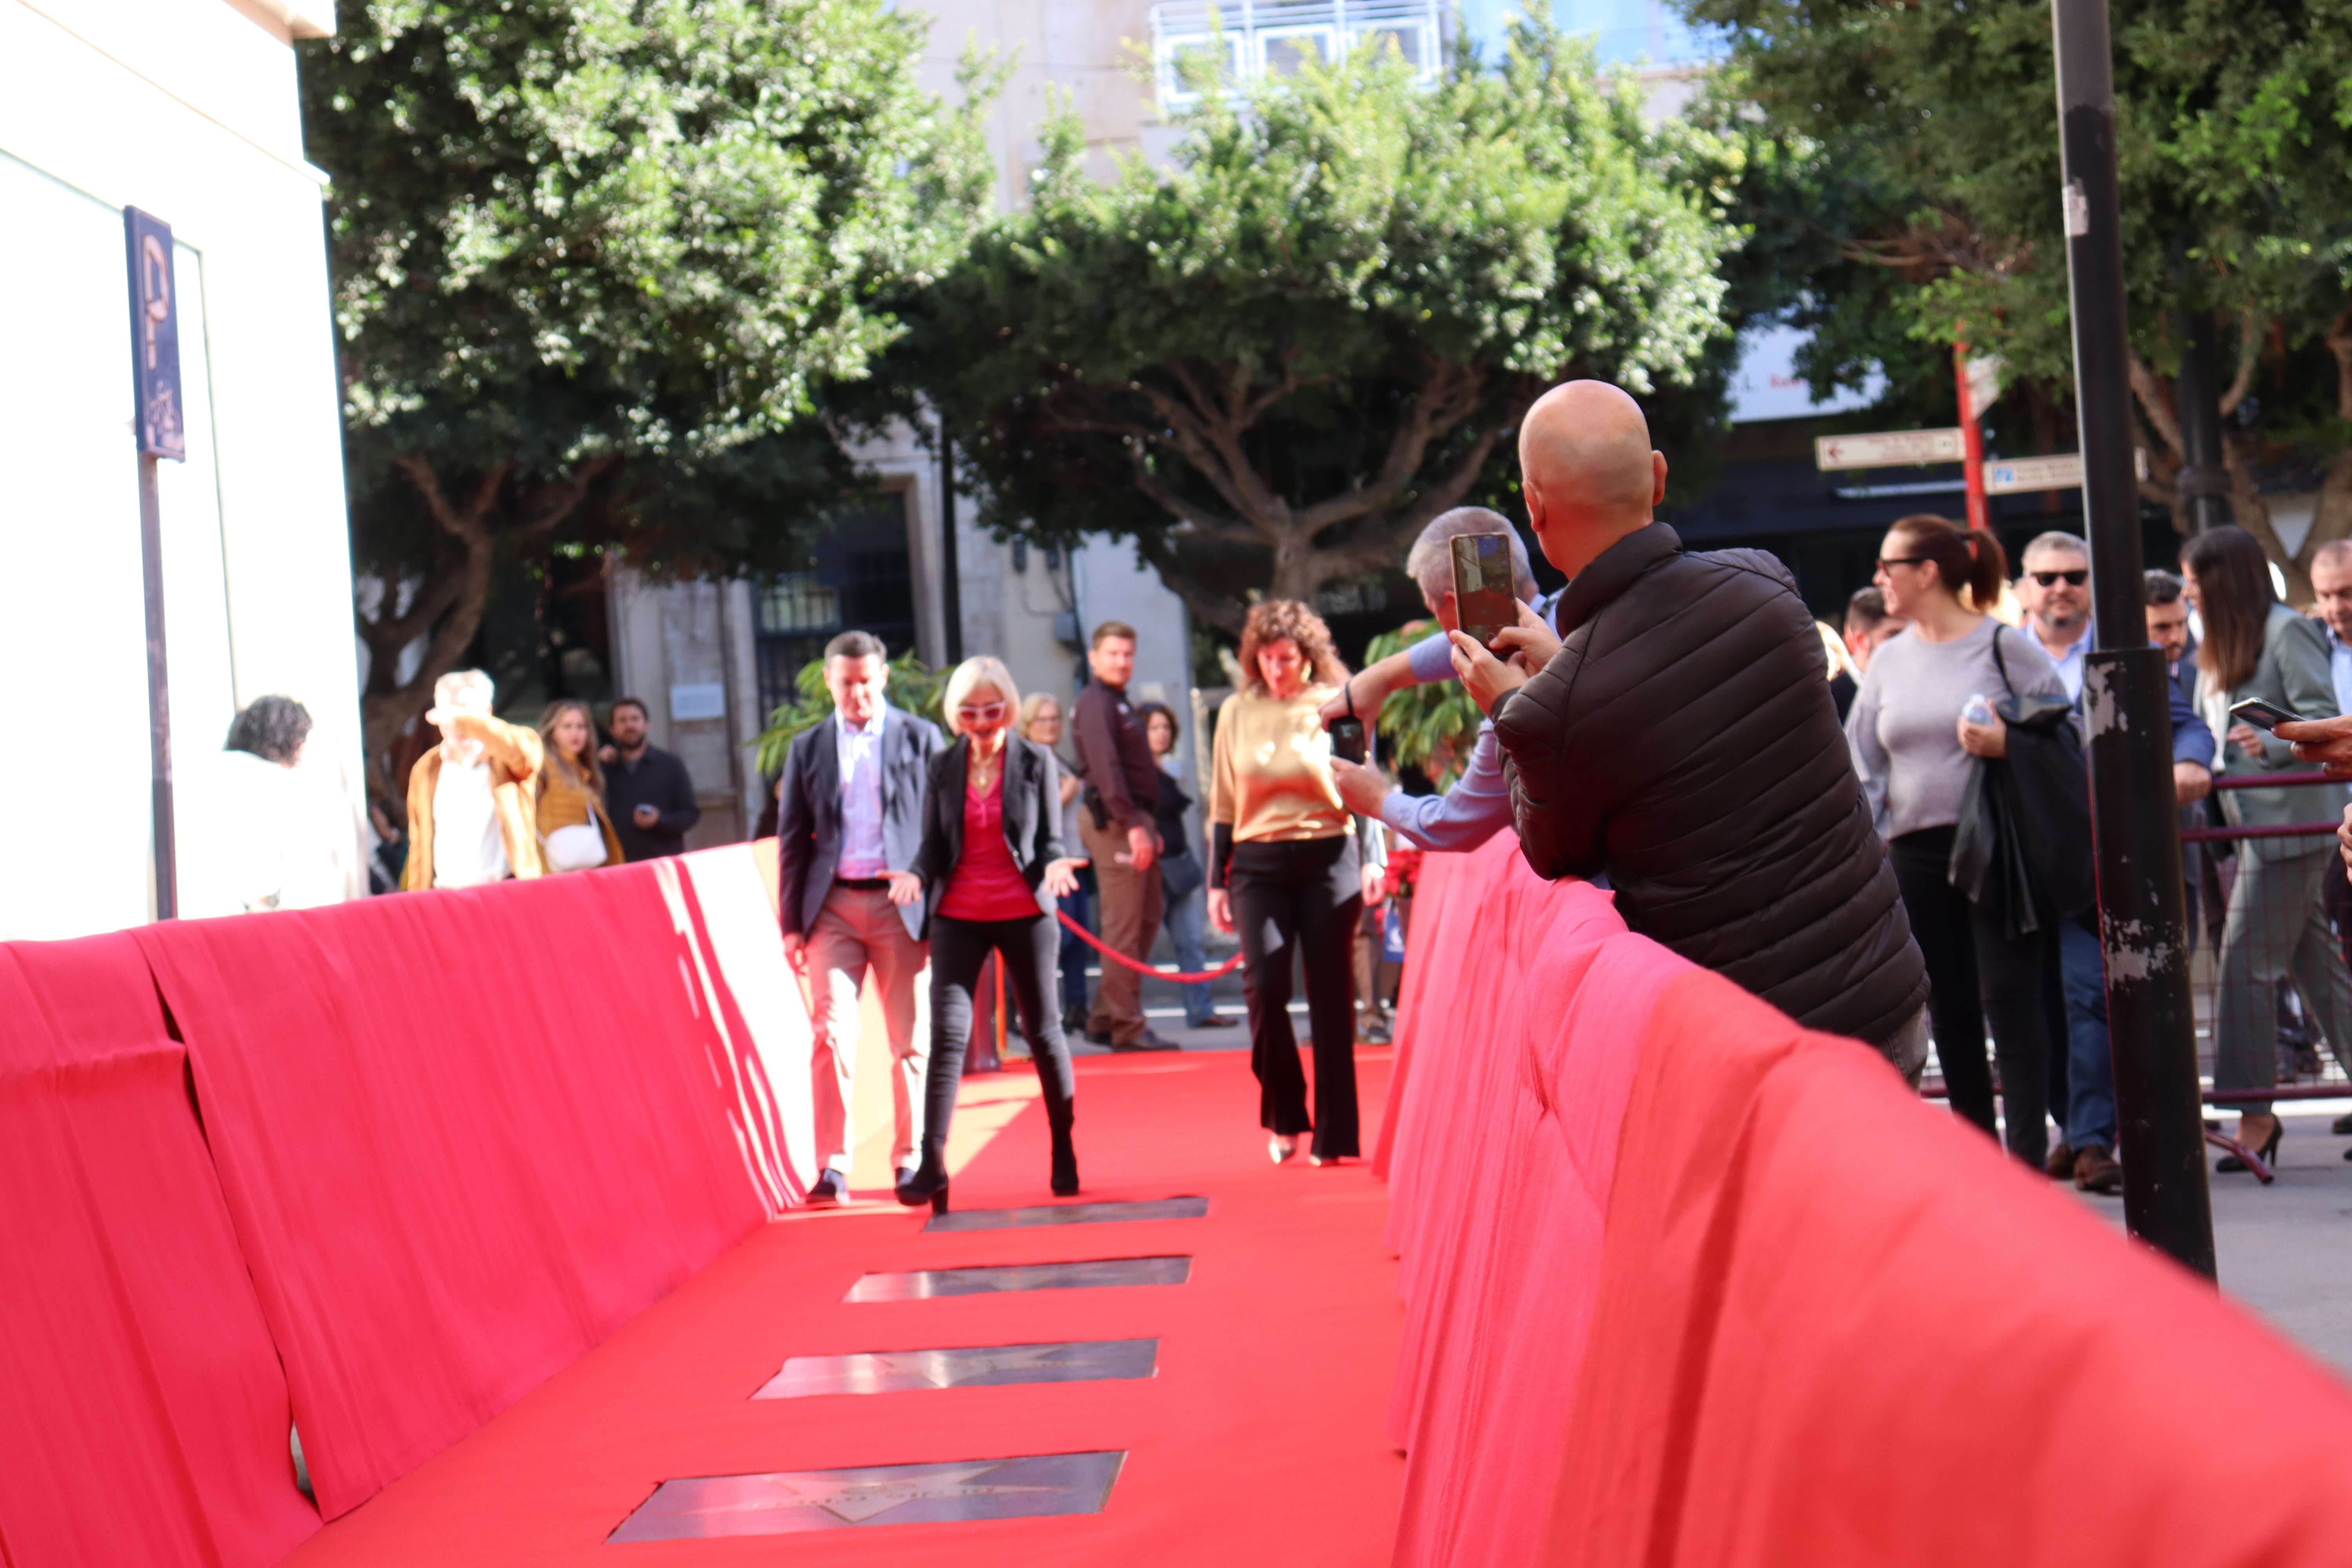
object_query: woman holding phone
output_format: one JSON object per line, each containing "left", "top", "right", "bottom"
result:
{"left": 889, "top": 657, "right": 1087, "bottom": 1211}
{"left": 2181, "top": 526, "right": 2352, "bottom": 1171}
{"left": 1208, "top": 600, "right": 1385, "bottom": 1166}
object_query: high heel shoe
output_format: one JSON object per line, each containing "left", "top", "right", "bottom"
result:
{"left": 1051, "top": 1138, "right": 1080, "bottom": 1198}
{"left": 2216, "top": 1116, "right": 2283, "bottom": 1174}
{"left": 895, "top": 1142, "right": 950, "bottom": 1213}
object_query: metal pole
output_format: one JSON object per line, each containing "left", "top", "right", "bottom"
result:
{"left": 938, "top": 424, "right": 963, "bottom": 666}
{"left": 2175, "top": 309, "right": 2232, "bottom": 534}
{"left": 138, "top": 453, "right": 178, "bottom": 920}
{"left": 2052, "top": 0, "right": 2215, "bottom": 1276}
{"left": 1954, "top": 342, "right": 1990, "bottom": 532}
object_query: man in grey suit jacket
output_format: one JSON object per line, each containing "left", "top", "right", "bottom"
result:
{"left": 777, "top": 631, "right": 946, "bottom": 1203}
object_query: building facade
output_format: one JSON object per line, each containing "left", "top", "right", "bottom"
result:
{"left": 0, "top": 0, "right": 365, "bottom": 940}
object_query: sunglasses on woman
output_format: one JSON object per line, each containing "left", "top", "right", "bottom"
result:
{"left": 956, "top": 701, "right": 1007, "bottom": 724}
{"left": 2030, "top": 569, "right": 2089, "bottom": 587}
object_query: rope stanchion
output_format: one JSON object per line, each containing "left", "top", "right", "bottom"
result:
{"left": 1055, "top": 907, "right": 1245, "bottom": 982}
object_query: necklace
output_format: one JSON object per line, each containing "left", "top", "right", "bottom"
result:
{"left": 967, "top": 741, "right": 1003, "bottom": 792}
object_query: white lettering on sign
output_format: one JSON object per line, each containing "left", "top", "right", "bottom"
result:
{"left": 1813, "top": 428, "right": 1966, "bottom": 471}
{"left": 1984, "top": 449, "right": 2153, "bottom": 493}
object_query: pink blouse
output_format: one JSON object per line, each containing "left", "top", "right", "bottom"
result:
{"left": 937, "top": 770, "right": 1040, "bottom": 922}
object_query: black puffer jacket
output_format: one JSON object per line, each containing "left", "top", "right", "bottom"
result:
{"left": 1491, "top": 523, "right": 1928, "bottom": 1045}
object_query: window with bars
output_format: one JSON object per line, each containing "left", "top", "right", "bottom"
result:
{"left": 753, "top": 492, "right": 919, "bottom": 722}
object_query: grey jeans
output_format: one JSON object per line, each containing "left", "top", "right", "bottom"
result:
{"left": 1883, "top": 1005, "right": 1932, "bottom": 1091}
{"left": 2214, "top": 846, "right": 2352, "bottom": 1116}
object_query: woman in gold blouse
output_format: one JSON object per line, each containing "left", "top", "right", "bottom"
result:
{"left": 1208, "top": 600, "right": 1385, "bottom": 1165}
{"left": 534, "top": 699, "right": 624, "bottom": 871}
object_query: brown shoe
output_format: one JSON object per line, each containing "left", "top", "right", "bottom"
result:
{"left": 2043, "top": 1141, "right": 2076, "bottom": 1180}
{"left": 2074, "top": 1144, "right": 2123, "bottom": 1195}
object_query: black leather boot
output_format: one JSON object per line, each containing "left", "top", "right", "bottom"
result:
{"left": 894, "top": 1136, "right": 950, "bottom": 1213}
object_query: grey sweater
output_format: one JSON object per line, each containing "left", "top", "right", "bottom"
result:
{"left": 1846, "top": 617, "right": 2066, "bottom": 840}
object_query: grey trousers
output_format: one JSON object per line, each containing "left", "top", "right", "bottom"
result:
{"left": 2213, "top": 846, "right": 2352, "bottom": 1115}
{"left": 806, "top": 882, "right": 929, "bottom": 1174}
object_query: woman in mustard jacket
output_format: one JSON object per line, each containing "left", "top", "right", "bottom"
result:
{"left": 535, "top": 700, "right": 624, "bottom": 871}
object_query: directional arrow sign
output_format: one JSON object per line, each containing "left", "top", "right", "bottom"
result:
{"left": 1814, "top": 428, "right": 1966, "bottom": 471}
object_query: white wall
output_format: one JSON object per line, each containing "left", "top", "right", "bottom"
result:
{"left": 0, "top": 0, "right": 358, "bottom": 939}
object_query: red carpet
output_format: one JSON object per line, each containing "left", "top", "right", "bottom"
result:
{"left": 283, "top": 1047, "right": 1403, "bottom": 1566}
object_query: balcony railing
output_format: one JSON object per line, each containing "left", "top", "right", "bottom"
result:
{"left": 1149, "top": 0, "right": 1447, "bottom": 105}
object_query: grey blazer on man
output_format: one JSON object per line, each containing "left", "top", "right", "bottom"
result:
{"left": 2214, "top": 603, "right": 2348, "bottom": 860}
{"left": 777, "top": 705, "right": 946, "bottom": 940}
{"left": 905, "top": 735, "right": 1066, "bottom": 938}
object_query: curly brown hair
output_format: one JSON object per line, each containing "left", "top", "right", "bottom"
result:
{"left": 1237, "top": 599, "right": 1350, "bottom": 696}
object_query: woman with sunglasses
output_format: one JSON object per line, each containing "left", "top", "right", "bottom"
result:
{"left": 2182, "top": 525, "right": 2352, "bottom": 1173}
{"left": 887, "top": 656, "right": 1087, "bottom": 1211}
{"left": 1846, "top": 514, "right": 2068, "bottom": 1167}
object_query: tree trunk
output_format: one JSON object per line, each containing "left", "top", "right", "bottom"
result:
{"left": 353, "top": 452, "right": 616, "bottom": 806}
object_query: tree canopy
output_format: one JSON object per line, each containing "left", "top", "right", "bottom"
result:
{"left": 1697, "top": 0, "right": 2352, "bottom": 586}
{"left": 301, "top": 0, "right": 994, "bottom": 793}
{"left": 897, "top": 22, "right": 1745, "bottom": 628}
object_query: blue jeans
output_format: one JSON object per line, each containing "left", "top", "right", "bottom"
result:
{"left": 1056, "top": 877, "right": 1092, "bottom": 1015}
{"left": 1161, "top": 869, "right": 1217, "bottom": 1027}
{"left": 2058, "top": 919, "right": 2115, "bottom": 1150}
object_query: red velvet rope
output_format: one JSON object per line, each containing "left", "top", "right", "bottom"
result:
{"left": 1054, "top": 908, "right": 1246, "bottom": 982}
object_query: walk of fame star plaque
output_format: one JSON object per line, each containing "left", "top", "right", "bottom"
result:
{"left": 607, "top": 1451, "right": 1126, "bottom": 1538}
{"left": 755, "top": 1338, "right": 1160, "bottom": 1398}
{"left": 844, "top": 1254, "right": 1192, "bottom": 1301}
{"left": 922, "top": 1196, "right": 1209, "bottom": 1233}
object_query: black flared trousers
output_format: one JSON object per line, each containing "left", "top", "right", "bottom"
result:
{"left": 1230, "top": 836, "right": 1362, "bottom": 1159}
{"left": 926, "top": 912, "right": 1076, "bottom": 1149}
{"left": 1889, "top": 825, "right": 2053, "bottom": 1166}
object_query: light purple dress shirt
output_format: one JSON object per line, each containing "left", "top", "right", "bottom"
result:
{"left": 835, "top": 707, "right": 889, "bottom": 878}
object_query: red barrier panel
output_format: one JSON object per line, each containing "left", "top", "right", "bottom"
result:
{"left": 1381, "top": 845, "right": 1684, "bottom": 1565}
{"left": 0, "top": 936, "right": 319, "bottom": 1568}
{"left": 131, "top": 859, "right": 780, "bottom": 1518}
{"left": 1385, "top": 846, "right": 2352, "bottom": 1566}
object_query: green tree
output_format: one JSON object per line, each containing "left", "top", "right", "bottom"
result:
{"left": 1693, "top": 0, "right": 2352, "bottom": 587}
{"left": 896, "top": 22, "right": 1743, "bottom": 630}
{"left": 300, "top": 0, "right": 995, "bottom": 794}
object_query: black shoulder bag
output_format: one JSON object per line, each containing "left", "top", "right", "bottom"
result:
{"left": 1947, "top": 626, "right": 2098, "bottom": 938}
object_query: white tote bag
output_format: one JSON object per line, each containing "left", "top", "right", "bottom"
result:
{"left": 542, "top": 795, "right": 611, "bottom": 873}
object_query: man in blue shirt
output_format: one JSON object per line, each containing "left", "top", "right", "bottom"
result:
{"left": 2019, "top": 533, "right": 2214, "bottom": 1192}
{"left": 1321, "top": 508, "right": 1557, "bottom": 854}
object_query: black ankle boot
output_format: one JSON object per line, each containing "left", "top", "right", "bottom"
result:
{"left": 1048, "top": 1104, "right": 1079, "bottom": 1197}
{"left": 895, "top": 1138, "right": 949, "bottom": 1213}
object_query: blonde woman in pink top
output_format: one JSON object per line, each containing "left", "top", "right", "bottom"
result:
{"left": 888, "top": 656, "right": 1087, "bottom": 1211}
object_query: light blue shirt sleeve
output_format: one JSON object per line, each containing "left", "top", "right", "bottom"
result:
{"left": 2330, "top": 634, "right": 2352, "bottom": 720}
{"left": 1376, "top": 722, "right": 1515, "bottom": 853}
{"left": 1399, "top": 588, "right": 1565, "bottom": 687}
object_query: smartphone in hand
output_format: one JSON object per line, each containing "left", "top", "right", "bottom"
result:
{"left": 2230, "top": 698, "right": 2305, "bottom": 733}
{"left": 1450, "top": 533, "right": 1518, "bottom": 652}
{"left": 1327, "top": 717, "right": 1368, "bottom": 766}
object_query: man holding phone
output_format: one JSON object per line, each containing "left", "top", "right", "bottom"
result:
{"left": 1448, "top": 381, "right": 1929, "bottom": 1066}
{"left": 1321, "top": 508, "right": 1558, "bottom": 853}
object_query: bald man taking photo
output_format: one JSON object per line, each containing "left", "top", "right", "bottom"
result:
{"left": 1452, "top": 382, "right": 1931, "bottom": 1071}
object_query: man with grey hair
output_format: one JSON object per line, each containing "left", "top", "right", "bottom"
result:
{"left": 1323, "top": 507, "right": 1555, "bottom": 852}
{"left": 400, "top": 668, "right": 546, "bottom": 890}
{"left": 2017, "top": 530, "right": 2095, "bottom": 697}
{"left": 2306, "top": 538, "right": 2352, "bottom": 717}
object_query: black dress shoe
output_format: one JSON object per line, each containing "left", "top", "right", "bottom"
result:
{"left": 894, "top": 1152, "right": 950, "bottom": 1213}
{"left": 808, "top": 1169, "right": 847, "bottom": 1207}
{"left": 1109, "top": 1029, "right": 1181, "bottom": 1052}
{"left": 2332, "top": 1112, "right": 2352, "bottom": 1136}
{"left": 1083, "top": 1027, "right": 1114, "bottom": 1046}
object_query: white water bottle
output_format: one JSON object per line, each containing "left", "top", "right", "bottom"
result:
{"left": 1961, "top": 693, "right": 1994, "bottom": 726}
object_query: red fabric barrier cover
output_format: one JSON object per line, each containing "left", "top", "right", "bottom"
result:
{"left": 132, "top": 862, "right": 776, "bottom": 1519}
{"left": 0, "top": 935, "right": 319, "bottom": 1568}
{"left": 1545, "top": 968, "right": 2352, "bottom": 1566}
{"left": 1381, "top": 844, "right": 1679, "bottom": 1566}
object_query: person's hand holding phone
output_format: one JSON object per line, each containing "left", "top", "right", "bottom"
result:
{"left": 1329, "top": 756, "right": 1391, "bottom": 817}
{"left": 2276, "top": 714, "right": 2352, "bottom": 778}
{"left": 1449, "top": 631, "right": 1524, "bottom": 715}
{"left": 1490, "top": 599, "right": 1561, "bottom": 670}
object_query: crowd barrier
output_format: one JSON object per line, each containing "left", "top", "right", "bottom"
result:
{"left": 1383, "top": 839, "right": 2352, "bottom": 1567}
{"left": 0, "top": 844, "right": 809, "bottom": 1567}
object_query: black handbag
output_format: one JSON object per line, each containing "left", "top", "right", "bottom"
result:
{"left": 1948, "top": 626, "right": 2098, "bottom": 938}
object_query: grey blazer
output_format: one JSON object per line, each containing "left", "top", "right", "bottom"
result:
{"left": 2214, "top": 603, "right": 2347, "bottom": 858}
{"left": 905, "top": 735, "right": 1065, "bottom": 938}
{"left": 776, "top": 705, "right": 946, "bottom": 940}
